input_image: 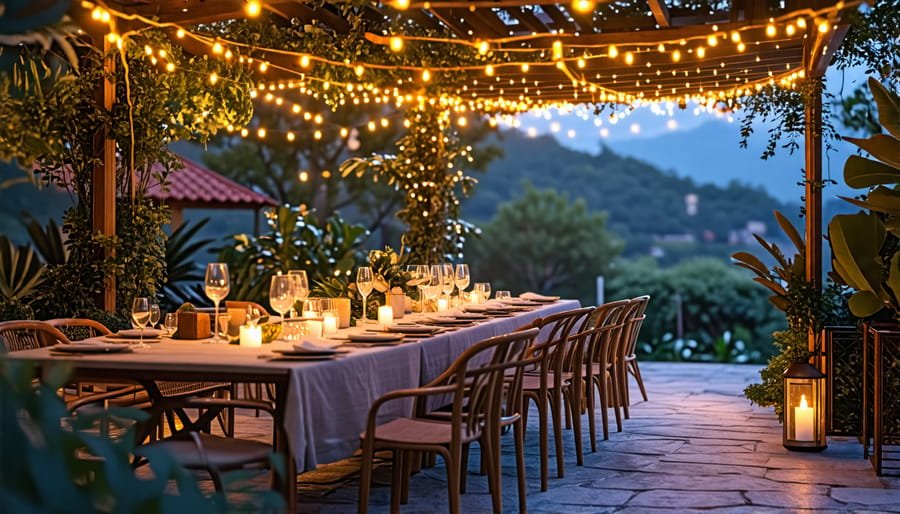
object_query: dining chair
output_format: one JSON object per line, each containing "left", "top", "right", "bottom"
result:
{"left": 132, "top": 395, "right": 287, "bottom": 503}
{"left": 618, "top": 295, "right": 651, "bottom": 419}
{"left": 515, "top": 306, "right": 593, "bottom": 491}
{"left": 0, "top": 320, "right": 147, "bottom": 410}
{"left": 357, "top": 327, "right": 541, "bottom": 514}
{"left": 45, "top": 317, "right": 235, "bottom": 437}
{"left": 581, "top": 300, "right": 629, "bottom": 448}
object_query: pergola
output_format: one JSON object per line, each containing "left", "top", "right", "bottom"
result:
{"left": 66, "top": 0, "right": 858, "bottom": 323}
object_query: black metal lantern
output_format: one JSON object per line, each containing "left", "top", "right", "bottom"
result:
{"left": 783, "top": 361, "right": 827, "bottom": 451}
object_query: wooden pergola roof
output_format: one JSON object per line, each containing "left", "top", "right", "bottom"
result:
{"left": 82, "top": 0, "right": 857, "bottom": 111}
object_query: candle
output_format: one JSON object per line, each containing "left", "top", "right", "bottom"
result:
{"left": 794, "top": 394, "right": 814, "bottom": 441}
{"left": 323, "top": 313, "right": 338, "bottom": 335}
{"left": 239, "top": 325, "right": 262, "bottom": 348}
{"left": 437, "top": 298, "right": 449, "bottom": 312}
{"left": 378, "top": 305, "right": 394, "bottom": 330}
{"left": 306, "top": 320, "right": 323, "bottom": 338}
{"left": 302, "top": 310, "right": 317, "bottom": 318}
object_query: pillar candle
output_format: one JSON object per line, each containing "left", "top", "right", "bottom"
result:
{"left": 323, "top": 313, "right": 338, "bottom": 335}
{"left": 305, "top": 320, "right": 323, "bottom": 338}
{"left": 794, "top": 394, "right": 814, "bottom": 441}
{"left": 302, "top": 310, "right": 317, "bottom": 318}
{"left": 378, "top": 305, "right": 394, "bottom": 330}
{"left": 239, "top": 325, "right": 262, "bottom": 348}
{"left": 437, "top": 298, "right": 449, "bottom": 312}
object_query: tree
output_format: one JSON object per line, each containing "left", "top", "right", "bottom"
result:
{"left": 466, "top": 184, "right": 623, "bottom": 303}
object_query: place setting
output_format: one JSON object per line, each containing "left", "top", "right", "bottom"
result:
{"left": 49, "top": 340, "right": 134, "bottom": 354}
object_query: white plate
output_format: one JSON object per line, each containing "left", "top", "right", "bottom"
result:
{"left": 347, "top": 332, "right": 404, "bottom": 343}
{"left": 50, "top": 342, "right": 132, "bottom": 353}
{"left": 275, "top": 348, "right": 340, "bottom": 357}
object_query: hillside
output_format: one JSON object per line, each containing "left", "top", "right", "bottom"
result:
{"left": 463, "top": 129, "right": 795, "bottom": 256}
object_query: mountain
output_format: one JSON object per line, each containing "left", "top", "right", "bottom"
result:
{"left": 463, "top": 129, "right": 795, "bottom": 257}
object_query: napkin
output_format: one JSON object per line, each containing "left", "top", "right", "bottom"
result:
{"left": 293, "top": 337, "right": 340, "bottom": 352}
{"left": 520, "top": 292, "right": 559, "bottom": 301}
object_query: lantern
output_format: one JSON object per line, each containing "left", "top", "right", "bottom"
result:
{"left": 783, "top": 362, "right": 827, "bottom": 451}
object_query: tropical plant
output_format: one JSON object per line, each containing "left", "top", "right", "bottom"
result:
{"left": 828, "top": 78, "right": 900, "bottom": 321}
{"left": 160, "top": 218, "right": 215, "bottom": 311}
{"left": 0, "top": 359, "right": 215, "bottom": 513}
{"left": 218, "top": 206, "right": 367, "bottom": 307}
{"left": 732, "top": 210, "right": 850, "bottom": 416}
{"left": 0, "top": 235, "right": 44, "bottom": 303}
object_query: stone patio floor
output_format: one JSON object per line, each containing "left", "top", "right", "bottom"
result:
{"left": 234, "top": 362, "right": 900, "bottom": 512}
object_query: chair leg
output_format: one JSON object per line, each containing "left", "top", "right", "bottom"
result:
{"left": 630, "top": 360, "right": 649, "bottom": 402}
{"left": 609, "top": 375, "right": 622, "bottom": 432}
{"left": 550, "top": 392, "right": 565, "bottom": 479}
{"left": 571, "top": 382, "right": 584, "bottom": 466}
{"left": 587, "top": 378, "right": 598, "bottom": 452}
{"left": 391, "top": 450, "right": 404, "bottom": 512}
{"left": 536, "top": 396, "right": 549, "bottom": 491}
{"left": 460, "top": 443, "right": 470, "bottom": 493}
{"left": 514, "top": 419, "right": 527, "bottom": 514}
{"left": 358, "top": 438, "right": 375, "bottom": 514}
{"left": 443, "top": 449, "right": 461, "bottom": 514}
{"left": 617, "top": 361, "right": 630, "bottom": 420}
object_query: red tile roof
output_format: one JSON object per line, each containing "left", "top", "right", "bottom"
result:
{"left": 147, "top": 156, "right": 277, "bottom": 210}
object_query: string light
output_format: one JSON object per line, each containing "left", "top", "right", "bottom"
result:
{"left": 245, "top": 0, "right": 261, "bottom": 17}
{"left": 389, "top": 36, "right": 404, "bottom": 52}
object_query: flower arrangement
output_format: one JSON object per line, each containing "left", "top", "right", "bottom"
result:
{"left": 313, "top": 246, "right": 411, "bottom": 321}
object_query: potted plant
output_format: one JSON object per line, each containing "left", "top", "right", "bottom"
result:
{"left": 828, "top": 78, "right": 900, "bottom": 321}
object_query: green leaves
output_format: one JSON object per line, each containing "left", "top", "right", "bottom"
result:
{"left": 0, "top": 235, "right": 44, "bottom": 302}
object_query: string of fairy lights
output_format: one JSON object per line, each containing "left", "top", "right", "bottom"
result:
{"left": 77, "top": 0, "right": 857, "bottom": 145}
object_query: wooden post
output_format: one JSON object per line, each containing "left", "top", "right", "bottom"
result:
{"left": 90, "top": 28, "right": 117, "bottom": 311}
{"left": 804, "top": 84, "right": 823, "bottom": 354}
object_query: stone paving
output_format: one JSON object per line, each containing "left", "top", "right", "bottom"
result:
{"left": 224, "top": 362, "right": 900, "bottom": 512}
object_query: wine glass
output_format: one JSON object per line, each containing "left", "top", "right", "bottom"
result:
{"left": 163, "top": 312, "right": 178, "bottom": 336}
{"left": 414, "top": 264, "right": 430, "bottom": 313}
{"left": 423, "top": 265, "right": 443, "bottom": 311}
{"left": 289, "top": 270, "right": 309, "bottom": 316}
{"left": 149, "top": 302, "right": 161, "bottom": 330}
{"left": 473, "top": 282, "right": 491, "bottom": 304}
{"left": 205, "top": 263, "right": 230, "bottom": 343}
{"left": 269, "top": 274, "right": 294, "bottom": 338}
{"left": 131, "top": 297, "right": 151, "bottom": 348}
{"left": 455, "top": 264, "right": 470, "bottom": 302}
{"left": 357, "top": 266, "right": 374, "bottom": 324}
{"left": 440, "top": 263, "right": 455, "bottom": 303}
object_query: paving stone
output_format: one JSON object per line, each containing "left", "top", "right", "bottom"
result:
{"left": 585, "top": 471, "right": 828, "bottom": 495}
{"left": 765, "top": 468, "right": 884, "bottom": 488}
{"left": 746, "top": 490, "right": 850, "bottom": 509}
{"left": 643, "top": 459, "right": 769, "bottom": 478}
{"left": 627, "top": 489, "right": 747, "bottom": 509}
{"left": 830, "top": 486, "right": 900, "bottom": 506}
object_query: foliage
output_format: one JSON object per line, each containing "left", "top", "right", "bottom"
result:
{"left": 160, "top": 218, "right": 215, "bottom": 311}
{"left": 832, "top": 0, "right": 899, "bottom": 82}
{"left": 23, "top": 214, "right": 67, "bottom": 265}
{"left": 607, "top": 257, "right": 785, "bottom": 364}
{"left": 217, "top": 206, "right": 367, "bottom": 308}
{"left": 0, "top": 234, "right": 44, "bottom": 302}
{"left": 467, "top": 183, "right": 623, "bottom": 304}
{"left": 0, "top": 359, "right": 215, "bottom": 513}
{"left": 313, "top": 246, "right": 411, "bottom": 321}
{"left": 743, "top": 328, "right": 811, "bottom": 420}
{"left": 828, "top": 78, "right": 900, "bottom": 321}
{"left": 342, "top": 104, "right": 479, "bottom": 264}
{"left": 1, "top": 29, "right": 254, "bottom": 317}
{"left": 367, "top": 246, "right": 410, "bottom": 292}
{"left": 0, "top": 298, "right": 35, "bottom": 321}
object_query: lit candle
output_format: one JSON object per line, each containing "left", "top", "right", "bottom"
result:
{"left": 437, "top": 298, "right": 449, "bottom": 311}
{"left": 239, "top": 325, "right": 262, "bottom": 348}
{"left": 794, "top": 394, "right": 814, "bottom": 441}
{"left": 323, "top": 313, "right": 338, "bottom": 334}
{"left": 378, "top": 305, "right": 394, "bottom": 330}
{"left": 302, "top": 310, "right": 317, "bottom": 318}
{"left": 306, "top": 320, "right": 323, "bottom": 338}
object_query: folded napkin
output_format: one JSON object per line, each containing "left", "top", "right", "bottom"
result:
{"left": 482, "top": 299, "right": 508, "bottom": 308}
{"left": 443, "top": 308, "right": 465, "bottom": 316}
{"left": 293, "top": 337, "right": 340, "bottom": 352}
{"left": 520, "top": 292, "right": 559, "bottom": 301}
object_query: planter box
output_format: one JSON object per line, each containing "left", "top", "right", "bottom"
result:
{"left": 823, "top": 326, "right": 863, "bottom": 436}
{"left": 862, "top": 323, "right": 900, "bottom": 476}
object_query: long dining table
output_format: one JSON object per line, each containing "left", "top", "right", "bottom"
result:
{"left": 5, "top": 298, "right": 579, "bottom": 510}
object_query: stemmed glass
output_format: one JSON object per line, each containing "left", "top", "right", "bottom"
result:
{"left": 205, "top": 263, "right": 230, "bottom": 343}
{"left": 269, "top": 274, "right": 294, "bottom": 338}
{"left": 473, "top": 282, "right": 491, "bottom": 304}
{"left": 423, "top": 265, "right": 443, "bottom": 312}
{"left": 414, "top": 264, "right": 430, "bottom": 313}
{"left": 289, "top": 270, "right": 309, "bottom": 316}
{"left": 149, "top": 302, "right": 161, "bottom": 330}
{"left": 454, "top": 264, "right": 470, "bottom": 302}
{"left": 440, "top": 263, "right": 455, "bottom": 304}
{"left": 131, "top": 297, "right": 151, "bottom": 348}
{"left": 357, "top": 267, "right": 374, "bottom": 324}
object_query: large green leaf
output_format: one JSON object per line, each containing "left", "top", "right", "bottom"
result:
{"left": 843, "top": 134, "right": 900, "bottom": 169}
{"left": 731, "top": 251, "right": 768, "bottom": 276}
{"left": 848, "top": 290, "right": 884, "bottom": 318}
{"left": 839, "top": 187, "right": 900, "bottom": 216}
{"left": 0, "top": 237, "right": 45, "bottom": 301}
{"left": 844, "top": 155, "right": 900, "bottom": 189}
{"left": 869, "top": 77, "right": 900, "bottom": 140}
{"left": 887, "top": 252, "right": 900, "bottom": 312}
{"left": 828, "top": 212, "right": 885, "bottom": 293}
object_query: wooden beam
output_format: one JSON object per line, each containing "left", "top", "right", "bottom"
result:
{"left": 805, "top": 23, "right": 849, "bottom": 78}
{"left": 647, "top": 0, "right": 671, "bottom": 27}
{"left": 503, "top": 7, "right": 549, "bottom": 34}
{"left": 539, "top": 4, "right": 579, "bottom": 33}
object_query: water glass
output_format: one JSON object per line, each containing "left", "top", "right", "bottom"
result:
{"left": 473, "top": 282, "right": 491, "bottom": 304}
{"left": 163, "top": 313, "right": 178, "bottom": 336}
{"left": 495, "top": 290, "right": 512, "bottom": 301}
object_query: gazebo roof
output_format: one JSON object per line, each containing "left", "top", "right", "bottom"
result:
{"left": 81, "top": 0, "right": 856, "bottom": 111}
{"left": 147, "top": 156, "right": 277, "bottom": 211}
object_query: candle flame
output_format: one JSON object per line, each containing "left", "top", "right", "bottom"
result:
{"left": 799, "top": 394, "right": 809, "bottom": 409}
